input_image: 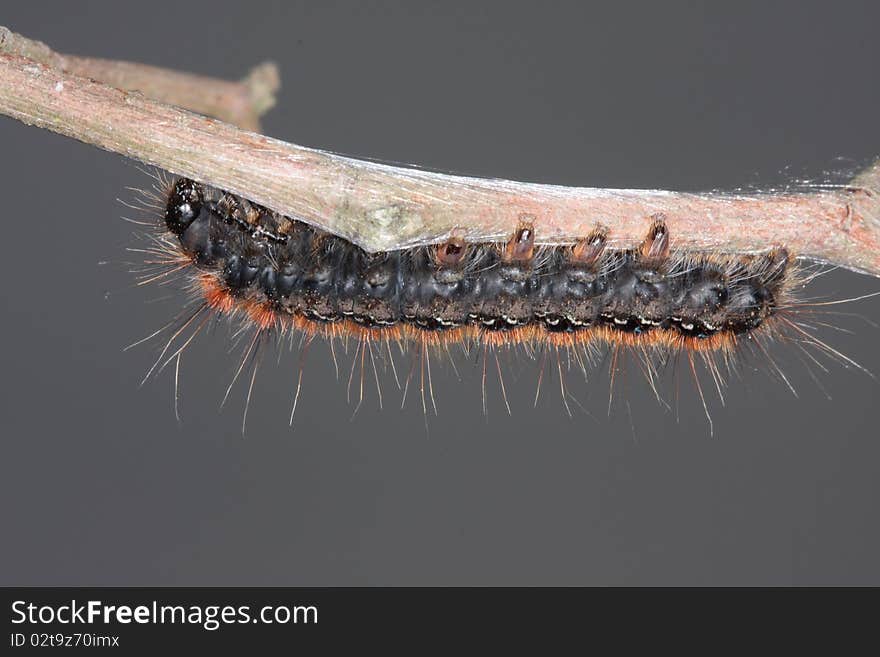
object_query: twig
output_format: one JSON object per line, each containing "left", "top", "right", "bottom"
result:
{"left": 1, "top": 25, "right": 878, "bottom": 275}
{"left": 0, "top": 25, "right": 278, "bottom": 131}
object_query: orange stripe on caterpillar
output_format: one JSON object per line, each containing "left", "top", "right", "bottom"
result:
{"left": 197, "top": 266, "right": 742, "bottom": 356}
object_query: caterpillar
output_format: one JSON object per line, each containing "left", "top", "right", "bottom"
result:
{"left": 128, "top": 172, "right": 869, "bottom": 432}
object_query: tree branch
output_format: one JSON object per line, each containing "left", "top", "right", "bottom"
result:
{"left": 0, "top": 25, "right": 278, "bottom": 131}
{"left": 1, "top": 25, "right": 878, "bottom": 275}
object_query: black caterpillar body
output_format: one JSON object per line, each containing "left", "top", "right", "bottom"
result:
{"left": 165, "top": 178, "right": 791, "bottom": 343}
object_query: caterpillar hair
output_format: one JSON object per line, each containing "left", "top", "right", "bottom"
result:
{"left": 124, "top": 171, "right": 876, "bottom": 433}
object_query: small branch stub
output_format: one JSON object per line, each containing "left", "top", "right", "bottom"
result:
{"left": 0, "top": 25, "right": 278, "bottom": 131}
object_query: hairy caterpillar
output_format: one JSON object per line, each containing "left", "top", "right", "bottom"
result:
{"left": 126, "top": 172, "right": 872, "bottom": 432}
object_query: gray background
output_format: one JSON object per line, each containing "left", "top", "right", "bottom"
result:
{"left": 2, "top": 1, "right": 879, "bottom": 585}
